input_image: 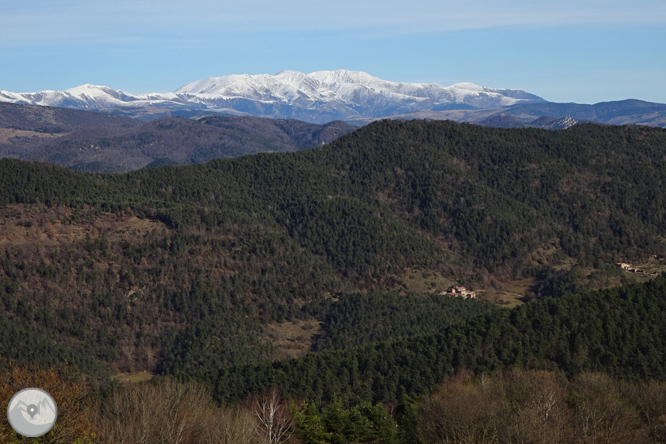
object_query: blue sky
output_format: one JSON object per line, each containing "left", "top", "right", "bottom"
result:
{"left": 2, "top": 0, "right": 665, "bottom": 104}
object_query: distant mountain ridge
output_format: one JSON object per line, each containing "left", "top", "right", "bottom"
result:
{"left": 29, "top": 116, "right": 356, "bottom": 172}
{"left": 0, "top": 101, "right": 356, "bottom": 172}
{"left": 364, "top": 99, "right": 666, "bottom": 128}
{"left": 0, "top": 70, "right": 546, "bottom": 123}
{"left": 0, "top": 101, "right": 140, "bottom": 132}
{"left": 477, "top": 114, "right": 581, "bottom": 129}
{"left": 3, "top": 70, "right": 666, "bottom": 128}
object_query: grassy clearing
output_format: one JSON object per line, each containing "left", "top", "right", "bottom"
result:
{"left": 479, "top": 258, "right": 666, "bottom": 309}
{"left": 0, "top": 204, "right": 168, "bottom": 249}
{"left": 391, "top": 268, "right": 456, "bottom": 294}
{"left": 478, "top": 278, "right": 536, "bottom": 308}
{"left": 265, "top": 319, "right": 321, "bottom": 360}
{"left": 0, "top": 128, "right": 66, "bottom": 144}
{"left": 113, "top": 371, "right": 154, "bottom": 384}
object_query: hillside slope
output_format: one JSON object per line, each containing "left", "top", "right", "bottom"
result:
{"left": 0, "top": 101, "right": 141, "bottom": 132}
{"left": 28, "top": 116, "right": 355, "bottom": 172}
{"left": 0, "top": 104, "right": 356, "bottom": 172}
{"left": 198, "top": 275, "right": 666, "bottom": 404}
{"left": 1, "top": 119, "right": 666, "bottom": 379}
{"left": 368, "top": 99, "right": 666, "bottom": 128}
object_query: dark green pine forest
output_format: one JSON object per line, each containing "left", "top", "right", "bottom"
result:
{"left": 1, "top": 119, "right": 666, "bottom": 413}
{"left": 198, "top": 275, "right": 666, "bottom": 404}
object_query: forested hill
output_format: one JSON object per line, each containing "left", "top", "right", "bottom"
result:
{"left": 195, "top": 274, "right": 666, "bottom": 404}
{"left": 1, "top": 119, "right": 666, "bottom": 379}
{"left": 3, "top": 119, "right": 666, "bottom": 272}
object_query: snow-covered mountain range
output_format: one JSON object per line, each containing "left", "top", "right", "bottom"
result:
{"left": 0, "top": 70, "right": 546, "bottom": 123}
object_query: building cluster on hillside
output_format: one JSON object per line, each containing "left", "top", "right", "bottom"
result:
{"left": 617, "top": 263, "right": 645, "bottom": 274}
{"left": 441, "top": 286, "right": 477, "bottom": 299}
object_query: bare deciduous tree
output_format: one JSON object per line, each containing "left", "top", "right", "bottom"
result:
{"left": 94, "top": 377, "right": 256, "bottom": 444}
{"left": 418, "top": 372, "right": 507, "bottom": 444}
{"left": 252, "top": 387, "right": 294, "bottom": 444}
{"left": 501, "top": 369, "right": 571, "bottom": 443}
{"left": 622, "top": 380, "right": 666, "bottom": 444}
{"left": 570, "top": 372, "right": 640, "bottom": 444}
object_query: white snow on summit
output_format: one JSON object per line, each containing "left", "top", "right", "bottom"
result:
{"left": 0, "top": 70, "right": 545, "bottom": 123}
{"left": 174, "top": 70, "right": 538, "bottom": 108}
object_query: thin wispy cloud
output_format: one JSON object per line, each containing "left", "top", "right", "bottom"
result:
{"left": 2, "top": 0, "right": 665, "bottom": 46}
{"left": 2, "top": 0, "right": 664, "bottom": 104}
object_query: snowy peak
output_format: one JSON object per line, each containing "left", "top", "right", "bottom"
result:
{"left": 0, "top": 70, "right": 546, "bottom": 123}
{"left": 65, "top": 84, "right": 122, "bottom": 98}
{"left": 173, "top": 69, "right": 543, "bottom": 108}
{"left": 64, "top": 84, "right": 139, "bottom": 106}
{"left": 0, "top": 84, "right": 139, "bottom": 109}
{"left": 309, "top": 69, "right": 382, "bottom": 85}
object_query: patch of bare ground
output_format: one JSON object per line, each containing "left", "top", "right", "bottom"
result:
{"left": 479, "top": 257, "right": 666, "bottom": 308}
{"left": 113, "top": 371, "right": 154, "bottom": 384}
{"left": 388, "top": 268, "right": 456, "bottom": 294}
{"left": 265, "top": 319, "right": 321, "bottom": 360}
{"left": 0, "top": 128, "right": 67, "bottom": 144}
{"left": 478, "top": 278, "right": 536, "bottom": 308}
{"left": 0, "top": 204, "right": 169, "bottom": 249}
